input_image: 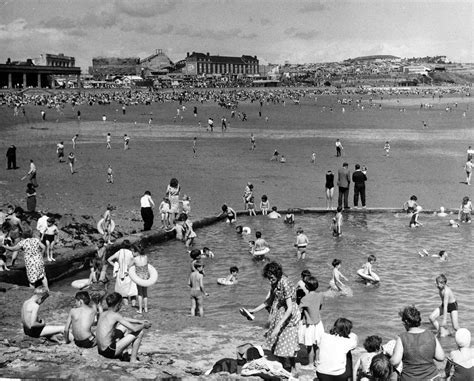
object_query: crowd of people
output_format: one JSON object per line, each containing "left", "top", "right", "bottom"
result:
{"left": 0, "top": 84, "right": 473, "bottom": 379}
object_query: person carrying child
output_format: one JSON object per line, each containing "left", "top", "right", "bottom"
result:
{"left": 353, "top": 335, "right": 383, "bottom": 381}
{"left": 188, "top": 261, "right": 208, "bottom": 317}
{"left": 458, "top": 196, "right": 472, "bottom": 223}
{"left": 64, "top": 291, "right": 97, "bottom": 348}
{"left": 294, "top": 228, "right": 309, "bottom": 260}
{"left": 298, "top": 275, "right": 324, "bottom": 370}
{"left": 429, "top": 274, "right": 459, "bottom": 337}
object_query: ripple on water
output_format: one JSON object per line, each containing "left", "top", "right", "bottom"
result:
{"left": 149, "top": 213, "right": 474, "bottom": 347}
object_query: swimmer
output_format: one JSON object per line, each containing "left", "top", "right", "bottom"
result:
{"left": 437, "top": 206, "right": 448, "bottom": 217}
{"left": 251, "top": 231, "right": 268, "bottom": 254}
{"left": 268, "top": 206, "right": 281, "bottom": 219}
{"left": 235, "top": 225, "right": 243, "bottom": 234}
{"left": 284, "top": 209, "right": 295, "bottom": 224}
{"left": 223, "top": 266, "right": 239, "bottom": 284}
{"left": 201, "top": 247, "right": 214, "bottom": 258}
{"left": 449, "top": 219, "right": 460, "bottom": 228}
{"left": 294, "top": 228, "right": 309, "bottom": 260}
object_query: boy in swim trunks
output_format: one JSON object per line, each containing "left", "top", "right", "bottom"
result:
{"left": 188, "top": 261, "right": 208, "bottom": 317}
{"left": 294, "top": 228, "right": 309, "bottom": 260}
{"left": 96, "top": 292, "right": 151, "bottom": 362}
{"left": 429, "top": 274, "right": 459, "bottom": 337}
{"left": 22, "top": 287, "right": 64, "bottom": 341}
{"left": 64, "top": 291, "right": 97, "bottom": 348}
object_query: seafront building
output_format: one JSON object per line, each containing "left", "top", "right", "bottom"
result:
{"left": 182, "top": 52, "right": 259, "bottom": 78}
{"left": 0, "top": 53, "right": 81, "bottom": 89}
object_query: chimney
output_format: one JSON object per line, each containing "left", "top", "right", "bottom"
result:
{"left": 207, "top": 52, "right": 210, "bottom": 56}
{"left": 187, "top": 52, "right": 190, "bottom": 57}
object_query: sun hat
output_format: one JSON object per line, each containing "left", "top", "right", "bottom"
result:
{"left": 455, "top": 328, "right": 471, "bottom": 348}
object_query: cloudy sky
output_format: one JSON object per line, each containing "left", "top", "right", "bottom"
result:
{"left": 0, "top": 0, "right": 472, "bottom": 70}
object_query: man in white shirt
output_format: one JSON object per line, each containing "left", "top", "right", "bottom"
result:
{"left": 140, "top": 191, "right": 155, "bottom": 231}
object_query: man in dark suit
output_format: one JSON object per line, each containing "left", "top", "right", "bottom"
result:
{"left": 6, "top": 145, "right": 17, "bottom": 169}
{"left": 352, "top": 164, "right": 368, "bottom": 208}
{"left": 337, "top": 162, "right": 351, "bottom": 209}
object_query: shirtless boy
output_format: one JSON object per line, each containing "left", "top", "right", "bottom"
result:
{"left": 96, "top": 292, "right": 151, "bottom": 362}
{"left": 429, "top": 274, "right": 460, "bottom": 337}
{"left": 188, "top": 261, "right": 208, "bottom": 317}
{"left": 22, "top": 287, "right": 64, "bottom": 340}
{"left": 64, "top": 291, "right": 97, "bottom": 348}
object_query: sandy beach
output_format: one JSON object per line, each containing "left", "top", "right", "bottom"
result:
{"left": 0, "top": 91, "right": 473, "bottom": 379}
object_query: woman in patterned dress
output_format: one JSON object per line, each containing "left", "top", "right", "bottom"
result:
{"left": 3, "top": 230, "right": 48, "bottom": 290}
{"left": 248, "top": 261, "right": 300, "bottom": 373}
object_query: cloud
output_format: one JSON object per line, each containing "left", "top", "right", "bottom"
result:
{"left": 298, "top": 1, "right": 327, "bottom": 13}
{"left": 284, "top": 27, "right": 319, "bottom": 40}
{"left": 260, "top": 18, "right": 271, "bottom": 26}
{"left": 114, "top": 0, "right": 177, "bottom": 18}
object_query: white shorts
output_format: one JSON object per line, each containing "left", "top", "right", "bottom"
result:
{"left": 298, "top": 320, "right": 324, "bottom": 346}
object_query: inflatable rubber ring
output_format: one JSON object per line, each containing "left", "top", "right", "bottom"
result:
{"left": 129, "top": 264, "right": 158, "bottom": 287}
{"left": 97, "top": 218, "right": 115, "bottom": 235}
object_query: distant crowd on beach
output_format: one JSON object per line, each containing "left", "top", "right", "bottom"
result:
{"left": 0, "top": 84, "right": 473, "bottom": 379}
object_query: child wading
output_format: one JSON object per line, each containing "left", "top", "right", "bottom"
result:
{"left": 188, "top": 261, "right": 208, "bottom": 317}
{"left": 429, "top": 274, "right": 460, "bottom": 337}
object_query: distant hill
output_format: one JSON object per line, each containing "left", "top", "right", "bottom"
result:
{"left": 348, "top": 55, "right": 400, "bottom": 62}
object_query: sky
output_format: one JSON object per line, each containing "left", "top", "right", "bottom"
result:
{"left": 0, "top": 0, "right": 472, "bottom": 70}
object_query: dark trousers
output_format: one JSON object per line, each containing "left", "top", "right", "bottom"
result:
{"left": 354, "top": 185, "right": 366, "bottom": 207}
{"left": 336, "top": 147, "right": 342, "bottom": 157}
{"left": 338, "top": 186, "right": 349, "bottom": 208}
{"left": 7, "top": 156, "right": 16, "bottom": 169}
{"left": 141, "top": 207, "right": 154, "bottom": 231}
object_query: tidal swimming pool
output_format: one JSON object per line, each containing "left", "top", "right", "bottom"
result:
{"left": 150, "top": 213, "right": 474, "bottom": 343}
{"left": 56, "top": 213, "right": 474, "bottom": 349}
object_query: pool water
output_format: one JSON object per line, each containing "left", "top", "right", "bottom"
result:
{"left": 56, "top": 213, "right": 474, "bottom": 349}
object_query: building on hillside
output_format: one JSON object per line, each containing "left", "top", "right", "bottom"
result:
{"left": 183, "top": 52, "right": 259, "bottom": 78}
{"left": 403, "top": 65, "right": 432, "bottom": 75}
{"left": 89, "top": 57, "right": 140, "bottom": 80}
{"left": 0, "top": 53, "right": 81, "bottom": 89}
{"left": 139, "top": 49, "right": 174, "bottom": 77}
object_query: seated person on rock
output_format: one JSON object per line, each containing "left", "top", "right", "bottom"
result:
{"left": 64, "top": 291, "right": 97, "bottom": 348}
{"left": 22, "top": 286, "right": 64, "bottom": 341}
{"left": 96, "top": 292, "right": 151, "bottom": 362}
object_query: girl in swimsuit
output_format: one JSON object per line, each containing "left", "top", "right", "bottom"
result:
{"left": 132, "top": 245, "right": 149, "bottom": 314}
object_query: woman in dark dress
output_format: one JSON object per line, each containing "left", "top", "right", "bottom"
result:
{"left": 26, "top": 183, "right": 37, "bottom": 212}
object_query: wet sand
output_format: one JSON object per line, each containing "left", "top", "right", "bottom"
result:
{"left": 0, "top": 93, "right": 472, "bottom": 379}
